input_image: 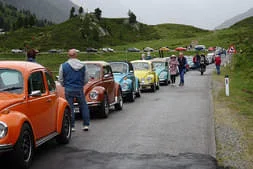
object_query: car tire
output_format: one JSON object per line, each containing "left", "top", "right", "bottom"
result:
{"left": 115, "top": 90, "right": 123, "bottom": 110}
{"left": 56, "top": 108, "right": 71, "bottom": 144}
{"left": 12, "top": 123, "right": 34, "bottom": 169}
{"left": 151, "top": 83, "right": 156, "bottom": 92}
{"left": 165, "top": 79, "right": 169, "bottom": 86}
{"left": 136, "top": 87, "right": 141, "bottom": 98}
{"left": 100, "top": 94, "right": 110, "bottom": 118}
{"left": 156, "top": 81, "right": 160, "bottom": 90}
{"left": 128, "top": 90, "right": 135, "bottom": 102}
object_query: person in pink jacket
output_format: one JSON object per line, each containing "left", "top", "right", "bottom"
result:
{"left": 169, "top": 55, "right": 179, "bottom": 86}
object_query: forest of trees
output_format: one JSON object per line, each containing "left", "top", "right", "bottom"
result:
{"left": 0, "top": 1, "right": 53, "bottom": 32}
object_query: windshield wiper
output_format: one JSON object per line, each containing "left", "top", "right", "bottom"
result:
{"left": 0, "top": 86, "right": 23, "bottom": 92}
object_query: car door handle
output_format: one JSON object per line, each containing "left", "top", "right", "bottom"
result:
{"left": 46, "top": 99, "right": 52, "bottom": 102}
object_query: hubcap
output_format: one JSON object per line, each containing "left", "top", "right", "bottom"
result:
{"left": 105, "top": 98, "right": 109, "bottom": 115}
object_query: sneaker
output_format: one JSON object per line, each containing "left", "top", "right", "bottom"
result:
{"left": 71, "top": 128, "right": 76, "bottom": 132}
{"left": 82, "top": 126, "right": 89, "bottom": 131}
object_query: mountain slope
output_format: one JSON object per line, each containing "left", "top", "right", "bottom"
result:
{"left": 0, "top": 0, "right": 78, "bottom": 23}
{"left": 215, "top": 7, "right": 253, "bottom": 30}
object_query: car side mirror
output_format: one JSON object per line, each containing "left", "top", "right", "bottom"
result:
{"left": 103, "top": 74, "right": 111, "bottom": 79}
{"left": 29, "top": 90, "right": 42, "bottom": 97}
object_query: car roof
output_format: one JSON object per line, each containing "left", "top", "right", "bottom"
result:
{"left": 131, "top": 60, "right": 152, "bottom": 64}
{"left": 81, "top": 61, "right": 109, "bottom": 66}
{"left": 151, "top": 58, "right": 167, "bottom": 62}
{"left": 0, "top": 61, "right": 45, "bottom": 72}
{"left": 109, "top": 61, "right": 131, "bottom": 65}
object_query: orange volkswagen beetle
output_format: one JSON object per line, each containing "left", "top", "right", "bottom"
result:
{"left": 0, "top": 61, "right": 71, "bottom": 169}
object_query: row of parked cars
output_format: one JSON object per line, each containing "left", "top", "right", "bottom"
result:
{"left": 0, "top": 57, "right": 171, "bottom": 168}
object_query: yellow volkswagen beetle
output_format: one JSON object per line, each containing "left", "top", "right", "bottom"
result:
{"left": 131, "top": 60, "right": 159, "bottom": 92}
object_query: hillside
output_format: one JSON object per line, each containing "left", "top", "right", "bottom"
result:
{"left": 215, "top": 7, "right": 253, "bottom": 30}
{"left": 0, "top": 0, "right": 78, "bottom": 23}
{"left": 0, "top": 14, "right": 209, "bottom": 52}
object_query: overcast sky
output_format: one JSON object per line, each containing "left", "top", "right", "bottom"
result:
{"left": 71, "top": 0, "right": 253, "bottom": 30}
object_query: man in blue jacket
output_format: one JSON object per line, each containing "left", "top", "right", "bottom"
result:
{"left": 59, "top": 49, "right": 90, "bottom": 131}
{"left": 177, "top": 52, "right": 187, "bottom": 86}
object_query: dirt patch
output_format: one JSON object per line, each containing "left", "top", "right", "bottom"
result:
{"left": 212, "top": 78, "right": 252, "bottom": 169}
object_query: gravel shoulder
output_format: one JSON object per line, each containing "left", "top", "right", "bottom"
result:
{"left": 212, "top": 76, "right": 252, "bottom": 169}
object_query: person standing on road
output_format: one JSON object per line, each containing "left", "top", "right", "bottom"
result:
{"left": 177, "top": 52, "right": 187, "bottom": 86}
{"left": 215, "top": 54, "right": 221, "bottom": 75}
{"left": 169, "top": 55, "right": 179, "bottom": 86}
{"left": 26, "top": 48, "right": 37, "bottom": 62}
{"left": 58, "top": 49, "right": 90, "bottom": 132}
{"left": 195, "top": 53, "right": 201, "bottom": 68}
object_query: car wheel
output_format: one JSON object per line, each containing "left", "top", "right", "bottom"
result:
{"left": 115, "top": 90, "right": 123, "bottom": 110}
{"left": 100, "top": 94, "right": 110, "bottom": 118}
{"left": 156, "top": 81, "right": 160, "bottom": 90}
{"left": 128, "top": 90, "right": 135, "bottom": 102}
{"left": 165, "top": 79, "right": 169, "bottom": 86}
{"left": 56, "top": 108, "right": 71, "bottom": 144}
{"left": 12, "top": 123, "right": 34, "bottom": 169}
{"left": 136, "top": 87, "right": 141, "bottom": 98}
{"left": 151, "top": 83, "right": 156, "bottom": 92}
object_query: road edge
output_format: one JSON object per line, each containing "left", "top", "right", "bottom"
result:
{"left": 208, "top": 71, "right": 216, "bottom": 158}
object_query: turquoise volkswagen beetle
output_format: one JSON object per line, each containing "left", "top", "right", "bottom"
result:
{"left": 110, "top": 61, "right": 141, "bottom": 102}
{"left": 151, "top": 58, "right": 171, "bottom": 85}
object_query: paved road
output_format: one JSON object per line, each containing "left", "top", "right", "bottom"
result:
{"left": 3, "top": 64, "right": 218, "bottom": 169}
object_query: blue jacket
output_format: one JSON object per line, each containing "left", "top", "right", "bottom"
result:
{"left": 62, "top": 62, "right": 86, "bottom": 91}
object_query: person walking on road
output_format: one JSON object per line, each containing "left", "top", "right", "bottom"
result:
{"left": 177, "top": 52, "right": 187, "bottom": 86}
{"left": 58, "top": 49, "right": 90, "bottom": 131}
{"left": 215, "top": 54, "right": 221, "bottom": 75}
{"left": 169, "top": 55, "right": 179, "bottom": 86}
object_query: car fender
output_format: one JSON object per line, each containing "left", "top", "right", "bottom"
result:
{"left": 114, "top": 82, "right": 121, "bottom": 96}
{"left": 0, "top": 111, "right": 33, "bottom": 146}
{"left": 56, "top": 97, "right": 70, "bottom": 133}
{"left": 134, "top": 77, "right": 140, "bottom": 90}
{"left": 147, "top": 73, "right": 156, "bottom": 83}
{"left": 121, "top": 78, "right": 132, "bottom": 90}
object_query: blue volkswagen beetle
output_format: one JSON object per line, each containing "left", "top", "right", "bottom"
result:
{"left": 151, "top": 59, "right": 171, "bottom": 85}
{"left": 110, "top": 61, "right": 141, "bottom": 102}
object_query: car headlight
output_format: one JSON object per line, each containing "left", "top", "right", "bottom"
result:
{"left": 159, "top": 71, "right": 167, "bottom": 78}
{"left": 121, "top": 82, "right": 130, "bottom": 90}
{"left": 146, "top": 76, "right": 153, "bottom": 82}
{"left": 89, "top": 90, "right": 98, "bottom": 100}
{"left": 0, "top": 122, "right": 8, "bottom": 139}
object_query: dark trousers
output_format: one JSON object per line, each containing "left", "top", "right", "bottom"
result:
{"left": 171, "top": 75, "right": 176, "bottom": 84}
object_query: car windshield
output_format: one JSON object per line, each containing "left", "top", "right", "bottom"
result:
{"left": 110, "top": 63, "right": 128, "bottom": 74}
{"left": 86, "top": 64, "right": 101, "bottom": 80}
{"left": 152, "top": 62, "right": 165, "bottom": 69}
{"left": 132, "top": 62, "right": 150, "bottom": 71}
{"left": 0, "top": 69, "right": 24, "bottom": 94}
